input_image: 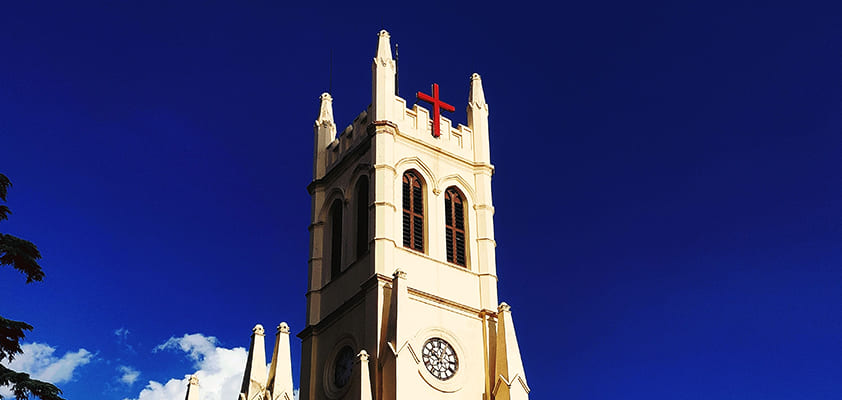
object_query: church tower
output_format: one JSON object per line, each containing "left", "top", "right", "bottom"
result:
{"left": 299, "top": 30, "right": 530, "bottom": 400}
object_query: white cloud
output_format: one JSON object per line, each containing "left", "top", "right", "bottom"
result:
{"left": 118, "top": 365, "right": 140, "bottom": 385}
{"left": 114, "top": 327, "right": 135, "bottom": 352}
{"left": 114, "top": 327, "right": 130, "bottom": 339}
{"left": 127, "top": 333, "right": 248, "bottom": 400}
{"left": 0, "top": 342, "right": 93, "bottom": 397}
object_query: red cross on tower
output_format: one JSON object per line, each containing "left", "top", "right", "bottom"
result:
{"left": 417, "top": 83, "right": 455, "bottom": 138}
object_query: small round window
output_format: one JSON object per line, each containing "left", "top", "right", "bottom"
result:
{"left": 333, "top": 346, "right": 354, "bottom": 388}
{"left": 421, "top": 337, "right": 458, "bottom": 380}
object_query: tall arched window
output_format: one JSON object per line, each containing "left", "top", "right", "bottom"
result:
{"left": 329, "top": 199, "right": 343, "bottom": 278}
{"left": 402, "top": 170, "right": 424, "bottom": 252}
{"left": 444, "top": 187, "right": 466, "bottom": 266}
{"left": 355, "top": 176, "right": 369, "bottom": 259}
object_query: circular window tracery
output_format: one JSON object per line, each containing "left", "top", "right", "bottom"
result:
{"left": 421, "top": 337, "right": 458, "bottom": 380}
{"left": 333, "top": 346, "right": 354, "bottom": 388}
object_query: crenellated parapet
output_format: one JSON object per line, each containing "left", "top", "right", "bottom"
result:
{"left": 321, "top": 95, "right": 479, "bottom": 176}
{"left": 315, "top": 30, "right": 490, "bottom": 180}
{"left": 325, "top": 109, "right": 372, "bottom": 171}
{"left": 391, "top": 97, "right": 476, "bottom": 161}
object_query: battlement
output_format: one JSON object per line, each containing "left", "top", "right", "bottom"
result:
{"left": 326, "top": 109, "right": 371, "bottom": 168}
{"left": 393, "top": 96, "right": 475, "bottom": 161}
{"left": 316, "top": 30, "right": 490, "bottom": 180}
{"left": 325, "top": 96, "right": 475, "bottom": 172}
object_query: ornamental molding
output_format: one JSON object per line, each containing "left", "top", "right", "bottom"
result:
{"left": 322, "top": 335, "right": 358, "bottom": 399}
{"left": 493, "top": 374, "right": 531, "bottom": 396}
{"left": 437, "top": 174, "right": 477, "bottom": 206}
{"left": 394, "top": 156, "right": 438, "bottom": 192}
{"left": 410, "top": 327, "right": 468, "bottom": 393}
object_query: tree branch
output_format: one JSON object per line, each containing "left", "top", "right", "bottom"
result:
{"left": 0, "top": 365, "right": 65, "bottom": 400}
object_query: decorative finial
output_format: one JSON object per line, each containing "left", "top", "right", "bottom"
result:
{"left": 253, "top": 324, "right": 265, "bottom": 336}
{"left": 375, "top": 29, "right": 393, "bottom": 62}
{"left": 277, "top": 322, "right": 290, "bottom": 334}
{"left": 188, "top": 375, "right": 199, "bottom": 386}
{"left": 357, "top": 349, "right": 370, "bottom": 362}
{"left": 498, "top": 302, "right": 511, "bottom": 313}
{"left": 469, "top": 73, "right": 487, "bottom": 108}
{"left": 317, "top": 92, "right": 334, "bottom": 127}
{"left": 393, "top": 269, "right": 407, "bottom": 280}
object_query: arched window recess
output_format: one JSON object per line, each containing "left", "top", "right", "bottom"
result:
{"left": 328, "top": 199, "right": 343, "bottom": 279}
{"left": 402, "top": 170, "right": 424, "bottom": 252}
{"left": 444, "top": 186, "right": 466, "bottom": 267}
{"left": 354, "top": 176, "right": 369, "bottom": 259}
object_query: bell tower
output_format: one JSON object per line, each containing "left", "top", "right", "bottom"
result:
{"left": 299, "top": 30, "right": 530, "bottom": 400}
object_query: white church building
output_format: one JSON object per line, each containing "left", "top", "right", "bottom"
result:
{"left": 185, "top": 30, "right": 529, "bottom": 400}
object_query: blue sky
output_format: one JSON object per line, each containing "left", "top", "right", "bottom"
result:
{"left": 1, "top": 2, "right": 840, "bottom": 399}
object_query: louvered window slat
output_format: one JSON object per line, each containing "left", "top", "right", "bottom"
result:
{"left": 444, "top": 187, "right": 467, "bottom": 267}
{"left": 330, "top": 200, "right": 343, "bottom": 279}
{"left": 413, "top": 216, "right": 424, "bottom": 251}
{"left": 455, "top": 231, "right": 466, "bottom": 266}
{"left": 402, "top": 212, "right": 412, "bottom": 247}
{"left": 402, "top": 171, "right": 424, "bottom": 252}
{"left": 413, "top": 185, "right": 423, "bottom": 216}
{"left": 355, "top": 177, "right": 369, "bottom": 258}
{"left": 446, "top": 228, "right": 454, "bottom": 263}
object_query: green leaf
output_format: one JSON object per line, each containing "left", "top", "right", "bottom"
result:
{"left": 0, "top": 316, "right": 32, "bottom": 363}
{"left": 0, "top": 174, "right": 9, "bottom": 202}
{"left": 0, "top": 234, "right": 44, "bottom": 283}
{"left": 0, "top": 364, "right": 65, "bottom": 400}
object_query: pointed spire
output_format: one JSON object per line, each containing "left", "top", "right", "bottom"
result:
{"left": 184, "top": 375, "right": 199, "bottom": 400}
{"left": 313, "top": 93, "right": 337, "bottom": 179}
{"left": 468, "top": 73, "right": 491, "bottom": 164}
{"left": 239, "top": 324, "right": 268, "bottom": 400}
{"left": 375, "top": 30, "right": 393, "bottom": 62}
{"left": 317, "top": 92, "right": 335, "bottom": 127}
{"left": 357, "top": 350, "right": 373, "bottom": 400}
{"left": 469, "top": 73, "right": 487, "bottom": 108}
{"left": 372, "top": 30, "right": 396, "bottom": 121}
{"left": 493, "top": 303, "right": 530, "bottom": 400}
{"left": 385, "top": 269, "right": 408, "bottom": 356}
{"left": 266, "top": 323, "right": 294, "bottom": 400}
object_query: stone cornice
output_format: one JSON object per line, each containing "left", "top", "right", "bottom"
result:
{"left": 407, "top": 287, "right": 484, "bottom": 319}
{"left": 393, "top": 130, "right": 495, "bottom": 174}
{"left": 307, "top": 132, "right": 374, "bottom": 195}
{"left": 298, "top": 273, "right": 390, "bottom": 339}
{"left": 308, "top": 120, "right": 494, "bottom": 196}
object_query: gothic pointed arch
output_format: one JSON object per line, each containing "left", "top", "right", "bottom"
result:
{"left": 444, "top": 186, "right": 467, "bottom": 267}
{"left": 354, "top": 175, "right": 370, "bottom": 259}
{"left": 395, "top": 156, "right": 438, "bottom": 192}
{"left": 437, "top": 174, "right": 477, "bottom": 206}
{"left": 328, "top": 199, "right": 343, "bottom": 279}
{"left": 318, "top": 187, "right": 346, "bottom": 223}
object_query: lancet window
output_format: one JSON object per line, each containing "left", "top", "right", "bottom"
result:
{"left": 402, "top": 170, "right": 424, "bottom": 252}
{"left": 329, "top": 199, "right": 343, "bottom": 279}
{"left": 355, "top": 176, "right": 369, "bottom": 259}
{"left": 444, "top": 187, "right": 466, "bottom": 266}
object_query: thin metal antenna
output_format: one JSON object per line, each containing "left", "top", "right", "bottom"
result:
{"left": 329, "top": 48, "right": 333, "bottom": 94}
{"left": 394, "top": 43, "right": 399, "bottom": 96}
